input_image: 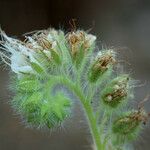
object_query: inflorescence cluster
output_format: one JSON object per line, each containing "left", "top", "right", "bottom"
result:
{"left": 0, "top": 28, "right": 149, "bottom": 150}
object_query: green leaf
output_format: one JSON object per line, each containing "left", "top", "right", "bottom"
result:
{"left": 31, "top": 62, "right": 44, "bottom": 74}
{"left": 51, "top": 50, "right": 61, "bottom": 65}
{"left": 74, "top": 44, "right": 85, "bottom": 68}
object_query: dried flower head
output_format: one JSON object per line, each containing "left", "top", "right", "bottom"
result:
{"left": 0, "top": 27, "right": 149, "bottom": 150}
{"left": 101, "top": 74, "right": 130, "bottom": 108}
{"left": 67, "top": 30, "right": 96, "bottom": 57}
{"left": 88, "top": 50, "right": 116, "bottom": 82}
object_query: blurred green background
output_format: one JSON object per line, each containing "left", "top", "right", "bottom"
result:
{"left": 0, "top": 0, "right": 150, "bottom": 149}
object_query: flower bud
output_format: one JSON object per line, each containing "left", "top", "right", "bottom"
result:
{"left": 101, "top": 75, "right": 129, "bottom": 108}
{"left": 41, "top": 93, "right": 71, "bottom": 128}
{"left": 88, "top": 50, "right": 116, "bottom": 82}
{"left": 22, "top": 92, "right": 43, "bottom": 125}
{"left": 13, "top": 84, "right": 71, "bottom": 128}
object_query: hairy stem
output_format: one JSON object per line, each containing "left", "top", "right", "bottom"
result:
{"left": 83, "top": 101, "right": 102, "bottom": 150}
{"left": 60, "top": 76, "right": 103, "bottom": 150}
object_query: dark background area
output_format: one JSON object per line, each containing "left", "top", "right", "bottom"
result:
{"left": 0, "top": 0, "right": 150, "bottom": 149}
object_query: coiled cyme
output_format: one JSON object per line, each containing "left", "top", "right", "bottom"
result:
{"left": 101, "top": 74, "right": 130, "bottom": 108}
{"left": 12, "top": 76, "right": 71, "bottom": 128}
{"left": 0, "top": 28, "right": 97, "bottom": 129}
{"left": 88, "top": 50, "right": 116, "bottom": 82}
{"left": 0, "top": 27, "right": 149, "bottom": 150}
{"left": 0, "top": 28, "right": 77, "bottom": 129}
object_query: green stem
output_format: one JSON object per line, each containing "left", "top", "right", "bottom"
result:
{"left": 83, "top": 101, "right": 103, "bottom": 150}
{"left": 60, "top": 77, "right": 103, "bottom": 150}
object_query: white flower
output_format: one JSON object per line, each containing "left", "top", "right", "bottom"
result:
{"left": 85, "top": 34, "right": 96, "bottom": 46}
{"left": 10, "top": 52, "right": 33, "bottom": 74}
{"left": 0, "top": 31, "right": 41, "bottom": 76}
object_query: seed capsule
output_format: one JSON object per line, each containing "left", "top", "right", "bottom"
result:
{"left": 101, "top": 75, "right": 129, "bottom": 108}
{"left": 112, "top": 109, "right": 148, "bottom": 135}
{"left": 88, "top": 50, "right": 116, "bottom": 82}
{"left": 66, "top": 30, "right": 96, "bottom": 64}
